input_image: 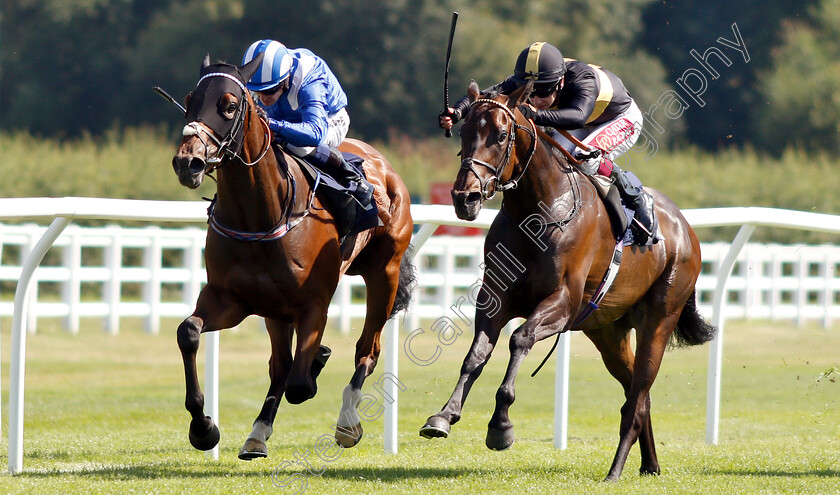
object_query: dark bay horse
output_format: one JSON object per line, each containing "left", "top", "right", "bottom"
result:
{"left": 420, "top": 81, "right": 716, "bottom": 481}
{"left": 171, "top": 54, "right": 414, "bottom": 459}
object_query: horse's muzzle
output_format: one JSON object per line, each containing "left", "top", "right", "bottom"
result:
{"left": 452, "top": 190, "right": 483, "bottom": 221}
{"left": 172, "top": 155, "right": 206, "bottom": 189}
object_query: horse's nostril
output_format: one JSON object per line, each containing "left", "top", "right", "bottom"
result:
{"left": 189, "top": 157, "right": 206, "bottom": 175}
{"left": 466, "top": 192, "right": 482, "bottom": 203}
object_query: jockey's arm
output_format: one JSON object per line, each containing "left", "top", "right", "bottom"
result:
{"left": 532, "top": 73, "right": 598, "bottom": 130}
{"left": 267, "top": 86, "right": 329, "bottom": 147}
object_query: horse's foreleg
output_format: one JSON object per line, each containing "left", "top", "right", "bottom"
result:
{"left": 486, "top": 288, "right": 572, "bottom": 451}
{"left": 239, "top": 318, "right": 294, "bottom": 460}
{"left": 177, "top": 315, "right": 220, "bottom": 451}
{"left": 285, "top": 308, "right": 329, "bottom": 405}
{"left": 604, "top": 315, "right": 676, "bottom": 482}
{"left": 177, "top": 287, "right": 247, "bottom": 452}
{"left": 420, "top": 290, "right": 510, "bottom": 439}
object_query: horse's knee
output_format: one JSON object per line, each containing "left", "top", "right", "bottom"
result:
{"left": 177, "top": 316, "right": 202, "bottom": 354}
{"left": 509, "top": 331, "right": 534, "bottom": 353}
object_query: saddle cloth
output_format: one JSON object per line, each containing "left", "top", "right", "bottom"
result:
{"left": 280, "top": 148, "right": 381, "bottom": 239}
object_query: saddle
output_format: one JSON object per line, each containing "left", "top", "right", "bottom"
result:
{"left": 587, "top": 172, "right": 659, "bottom": 247}
{"left": 275, "top": 146, "right": 382, "bottom": 241}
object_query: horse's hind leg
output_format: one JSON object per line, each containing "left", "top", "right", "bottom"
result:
{"left": 603, "top": 313, "right": 678, "bottom": 482}
{"left": 177, "top": 286, "right": 247, "bottom": 451}
{"left": 584, "top": 320, "right": 660, "bottom": 477}
{"left": 239, "top": 318, "right": 294, "bottom": 460}
{"left": 334, "top": 253, "right": 403, "bottom": 448}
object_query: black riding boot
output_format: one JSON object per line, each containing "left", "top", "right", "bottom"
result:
{"left": 313, "top": 147, "right": 374, "bottom": 207}
{"left": 611, "top": 166, "right": 657, "bottom": 243}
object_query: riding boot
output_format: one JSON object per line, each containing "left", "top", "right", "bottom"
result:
{"left": 611, "top": 165, "right": 657, "bottom": 243}
{"left": 309, "top": 146, "right": 374, "bottom": 208}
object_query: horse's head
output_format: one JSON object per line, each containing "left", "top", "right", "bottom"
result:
{"left": 452, "top": 79, "right": 535, "bottom": 220}
{"left": 172, "top": 53, "right": 264, "bottom": 188}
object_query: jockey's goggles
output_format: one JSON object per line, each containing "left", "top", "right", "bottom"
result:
{"left": 532, "top": 81, "right": 560, "bottom": 98}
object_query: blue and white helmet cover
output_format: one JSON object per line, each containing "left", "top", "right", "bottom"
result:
{"left": 242, "top": 40, "right": 293, "bottom": 91}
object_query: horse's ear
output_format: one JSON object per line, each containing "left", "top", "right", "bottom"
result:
{"left": 467, "top": 80, "right": 480, "bottom": 102}
{"left": 509, "top": 78, "right": 534, "bottom": 109}
{"left": 202, "top": 54, "right": 211, "bottom": 71}
{"left": 240, "top": 51, "right": 265, "bottom": 85}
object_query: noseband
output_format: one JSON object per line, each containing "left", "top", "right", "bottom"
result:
{"left": 185, "top": 72, "right": 270, "bottom": 170}
{"left": 461, "top": 99, "right": 537, "bottom": 200}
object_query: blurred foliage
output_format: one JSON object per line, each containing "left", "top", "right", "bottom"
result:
{"left": 755, "top": 0, "right": 840, "bottom": 153}
{"left": 3, "top": 0, "right": 673, "bottom": 142}
{"left": 640, "top": 0, "right": 817, "bottom": 150}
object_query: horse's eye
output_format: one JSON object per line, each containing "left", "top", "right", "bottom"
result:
{"left": 221, "top": 101, "right": 238, "bottom": 119}
{"left": 498, "top": 131, "right": 508, "bottom": 143}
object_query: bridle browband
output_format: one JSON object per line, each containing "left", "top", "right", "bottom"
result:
{"left": 187, "top": 71, "right": 271, "bottom": 171}
{"left": 460, "top": 98, "right": 538, "bottom": 200}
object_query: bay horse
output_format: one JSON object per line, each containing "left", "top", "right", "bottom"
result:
{"left": 420, "top": 81, "right": 716, "bottom": 481}
{"left": 171, "top": 53, "right": 414, "bottom": 459}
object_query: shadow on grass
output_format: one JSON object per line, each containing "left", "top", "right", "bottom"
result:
{"left": 14, "top": 462, "right": 577, "bottom": 482}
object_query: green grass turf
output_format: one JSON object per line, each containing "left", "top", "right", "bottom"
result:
{"left": 0, "top": 316, "right": 837, "bottom": 494}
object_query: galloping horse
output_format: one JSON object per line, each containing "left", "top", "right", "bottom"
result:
{"left": 171, "top": 53, "right": 414, "bottom": 459}
{"left": 420, "top": 81, "right": 715, "bottom": 481}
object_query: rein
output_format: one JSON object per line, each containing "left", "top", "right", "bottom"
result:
{"left": 461, "top": 99, "right": 537, "bottom": 200}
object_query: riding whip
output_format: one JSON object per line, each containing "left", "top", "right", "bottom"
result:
{"left": 443, "top": 11, "right": 459, "bottom": 138}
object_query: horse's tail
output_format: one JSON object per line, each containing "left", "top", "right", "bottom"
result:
{"left": 389, "top": 247, "right": 417, "bottom": 318}
{"left": 670, "top": 289, "right": 717, "bottom": 348}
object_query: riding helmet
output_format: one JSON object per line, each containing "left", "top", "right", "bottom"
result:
{"left": 513, "top": 42, "right": 566, "bottom": 89}
{"left": 241, "top": 40, "right": 293, "bottom": 92}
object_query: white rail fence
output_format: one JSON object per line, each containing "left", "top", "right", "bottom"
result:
{"left": 1, "top": 198, "right": 838, "bottom": 475}
{"left": 2, "top": 226, "right": 839, "bottom": 332}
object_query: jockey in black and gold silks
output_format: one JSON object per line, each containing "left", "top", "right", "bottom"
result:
{"left": 440, "top": 42, "right": 657, "bottom": 243}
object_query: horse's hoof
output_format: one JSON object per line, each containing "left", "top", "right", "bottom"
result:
{"left": 188, "top": 416, "right": 220, "bottom": 451}
{"left": 238, "top": 438, "right": 268, "bottom": 460}
{"left": 640, "top": 465, "right": 660, "bottom": 476}
{"left": 335, "top": 422, "right": 363, "bottom": 448}
{"left": 485, "top": 426, "right": 515, "bottom": 451}
{"left": 419, "top": 416, "right": 451, "bottom": 439}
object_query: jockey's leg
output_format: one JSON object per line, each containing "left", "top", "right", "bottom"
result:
{"left": 610, "top": 163, "right": 656, "bottom": 243}
{"left": 287, "top": 143, "right": 374, "bottom": 207}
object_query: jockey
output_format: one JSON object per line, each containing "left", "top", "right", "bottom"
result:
{"left": 440, "top": 42, "right": 655, "bottom": 242}
{"left": 242, "top": 39, "right": 373, "bottom": 207}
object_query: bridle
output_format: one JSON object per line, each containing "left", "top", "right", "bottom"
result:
{"left": 460, "top": 99, "right": 537, "bottom": 200}
{"left": 184, "top": 71, "right": 271, "bottom": 173}
{"left": 185, "top": 71, "right": 310, "bottom": 242}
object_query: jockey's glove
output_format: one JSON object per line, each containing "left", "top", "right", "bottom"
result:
{"left": 517, "top": 105, "right": 537, "bottom": 122}
{"left": 439, "top": 107, "right": 461, "bottom": 125}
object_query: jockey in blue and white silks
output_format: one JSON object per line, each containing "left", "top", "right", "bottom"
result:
{"left": 242, "top": 39, "right": 372, "bottom": 209}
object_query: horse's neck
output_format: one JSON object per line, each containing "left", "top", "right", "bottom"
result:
{"left": 214, "top": 132, "right": 288, "bottom": 229}
{"left": 502, "top": 144, "right": 578, "bottom": 221}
